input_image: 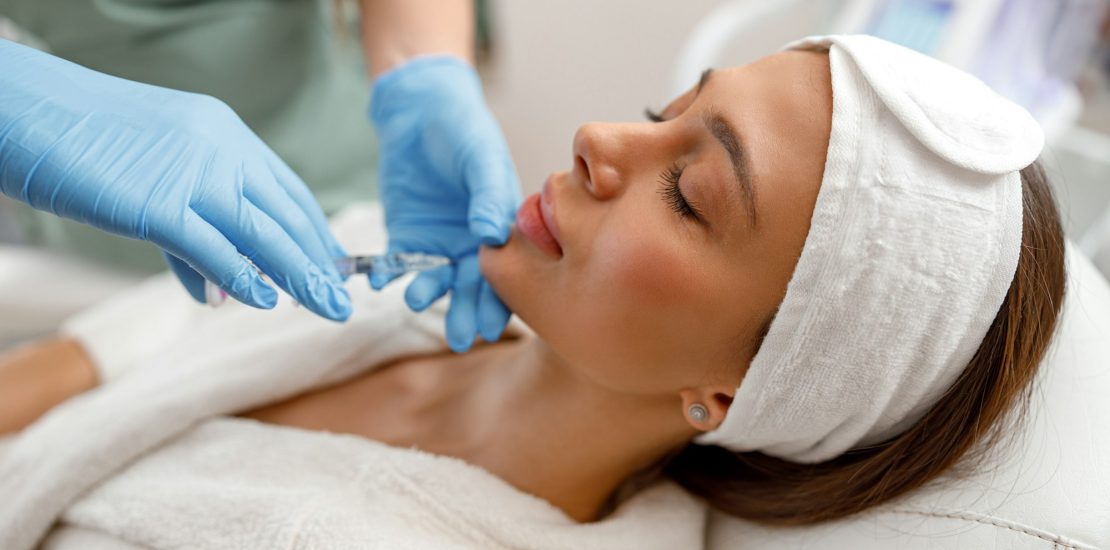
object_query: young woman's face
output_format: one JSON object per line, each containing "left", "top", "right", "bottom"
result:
{"left": 481, "top": 51, "right": 832, "bottom": 396}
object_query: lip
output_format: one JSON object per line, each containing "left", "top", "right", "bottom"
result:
{"left": 516, "top": 180, "right": 563, "bottom": 259}
{"left": 539, "top": 177, "right": 563, "bottom": 248}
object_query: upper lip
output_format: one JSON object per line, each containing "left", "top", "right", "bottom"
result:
{"left": 540, "top": 177, "right": 563, "bottom": 250}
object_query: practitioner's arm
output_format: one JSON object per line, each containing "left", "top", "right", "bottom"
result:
{"left": 0, "top": 337, "right": 97, "bottom": 435}
{"left": 358, "top": 0, "right": 521, "bottom": 353}
{"left": 358, "top": 0, "right": 474, "bottom": 77}
{"left": 0, "top": 40, "right": 352, "bottom": 322}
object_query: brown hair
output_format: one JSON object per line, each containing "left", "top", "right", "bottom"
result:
{"left": 661, "top": 161, "right": 1067, "bottom": 525}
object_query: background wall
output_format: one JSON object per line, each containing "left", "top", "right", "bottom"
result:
{"left": 482, "top": 0, "right": 1110, "bottom": 242}
{"left": 483, "top": 0, "right": 721, "bottom": 195}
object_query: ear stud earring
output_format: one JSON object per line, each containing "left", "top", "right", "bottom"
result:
{"left": 688, "top": 403, "right": 709, "bottom": 423}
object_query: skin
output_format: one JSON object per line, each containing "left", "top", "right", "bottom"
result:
{"left": 483, "top": 52, "right": 832, "bottom": 398}
{"left": 0, "top": 51, "right": 833, "bottom": 523}
{"left": 359, "top": 0, "right": 475, "bottom": 76}
{"left": 0, "top": 337, "right": 96, "bottom": 435}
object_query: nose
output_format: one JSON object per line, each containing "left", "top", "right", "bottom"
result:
{"left": 572, "top": 122, "right": 635, "bottom": 201}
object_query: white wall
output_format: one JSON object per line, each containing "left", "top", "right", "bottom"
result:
{"left": 483, "top": 0, "right": 847, "bottom": 195}
{"left": 484, "top": 0, "right": 722, "bottom": 195}
{"left": 482, "top": 0, "right": 1110, "bottom": 243}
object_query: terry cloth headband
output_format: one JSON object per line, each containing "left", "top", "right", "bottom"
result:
{"left": 695, "top": 35, "right": 1044, "bottom": 463}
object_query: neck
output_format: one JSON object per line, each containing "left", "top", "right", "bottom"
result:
{"left": 420, "top": 336, "right": 694, "bottom": 522}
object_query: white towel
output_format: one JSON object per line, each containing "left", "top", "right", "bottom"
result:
{"left": 53, "top": 418, "right": 704, "bottom": 549}
{"left": 697, "top": 35, "right": 1044, "bottom": 463}
{"left": 0, "top": 204, "right": 706, "bottom": 549}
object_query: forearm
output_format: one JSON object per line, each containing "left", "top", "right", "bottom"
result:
{"left": 0, "top": 337, "right": 97, "bottom": 434}
{"left": 358, "top": 0, "right": 475, "bottom": 77}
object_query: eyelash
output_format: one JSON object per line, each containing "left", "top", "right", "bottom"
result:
{"left": 658, "top": 163, "right": 703, "bottom": 221}
{"left": 645, "top": 108, "right": 703, "bottom": 222}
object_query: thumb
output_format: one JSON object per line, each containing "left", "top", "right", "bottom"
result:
{"left": 465, "top": 152, "right": 521, "bottom": 247}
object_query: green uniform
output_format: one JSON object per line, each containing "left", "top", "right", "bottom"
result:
{"left": 0, "top": 0, "right": 378, "bottom": 272}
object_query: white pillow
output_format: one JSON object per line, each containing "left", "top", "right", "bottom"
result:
{"left": 705, "top": 243, "right": 1110, "bottom": 550}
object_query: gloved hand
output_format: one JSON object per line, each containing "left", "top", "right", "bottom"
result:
{"left": 0, "top": 40, "right": 352, "bottom": 321}
{"left": 370, "top": 56, "right": 522, "bottom": 352}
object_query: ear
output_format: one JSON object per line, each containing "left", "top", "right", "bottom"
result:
{"left": 678, "top": 385, "right": 736, "bottom": 431}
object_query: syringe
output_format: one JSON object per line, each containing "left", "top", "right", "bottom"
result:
{"left": 334, "top": 252, "right": 452, "bottom": 278}
{"left": 205, "top": 252, "right": 452, "bottom": 307}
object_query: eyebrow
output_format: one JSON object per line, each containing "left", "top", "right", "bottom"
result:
{"left": 704, "top": 109, "right": 757, "bottom": 228}
{"left": 696, "top": 68, "right": 713, "bottom": 95}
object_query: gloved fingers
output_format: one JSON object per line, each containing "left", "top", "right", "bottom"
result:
{"left": 476, "top": 281, "right": 511, "bottom": 344}
{"left": 262, "top": 148, "right": 347, "bottom": 258}
{"left": 156, "top": 213, "right": 278, "bottom": 309}
{"left": 202, "top": 199, "right": 352, "bottom": 322}
{"left": 161, "top": 251, "right": 207, "bottom": 304}
{"left": 369, "top": 241, "right": 418, "bottom": 290}
{"left": 243, "top": 164, "right": 343, "bottom": 283}
{"left": 369, "top": 264, "right": 405, "bottom": 291}
{"left": 444, "top": 255, "right": 482, "bottom": 353}
{"left": 403, "top": 264, "right": 454, "bottom": 312}
{"left": 368, "top": 248, "right": 408, "bottom": 293}
{"left": 464, "top": 149, "right": 522, "bottom": 246}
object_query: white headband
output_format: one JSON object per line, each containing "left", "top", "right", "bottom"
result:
{"left": 695, "top": 35, "right": 1044, "bottom": 463}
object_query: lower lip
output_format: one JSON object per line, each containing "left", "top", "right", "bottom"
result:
{"left": 517, "top": 193, "right": 563, "bottom": 259}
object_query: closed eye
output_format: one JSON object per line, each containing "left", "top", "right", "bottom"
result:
{"left": 658, "top": 163, "right": 703, "bottom": 221}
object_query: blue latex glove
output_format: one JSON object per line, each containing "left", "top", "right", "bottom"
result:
{"left": 0, "top": 40, "right": 352, "bottom": 321}
{"left": 370, "top": 56, "right": 522, "bottom": 352}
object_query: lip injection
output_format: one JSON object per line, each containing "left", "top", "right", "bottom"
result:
{"left": 205, "top": 252, "right": 452, "bottom": 307}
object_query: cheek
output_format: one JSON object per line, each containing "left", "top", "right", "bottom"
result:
{"left": 480, "top": 209, "right": 747, "bottom": 395}
{"left": 589, "top": 227, "right": 693, "bottom": 304}
{"left": 567, "top": 221, "right": 723, "bottom": 390}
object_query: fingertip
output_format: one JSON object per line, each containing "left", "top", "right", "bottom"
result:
{"left": 369, "top": 272, "right": 394, "bottom": 290}
{"left": 293, "top": 270, "right": 353, "bottom": 320}
{"left": 404, "top": 270, "right": 451, "bottom": 312}
{"left": 324, "top": 284, "right": 353, "bottom": 321}
{"left": 444, "top": 259, "right": 479, "bottom": 354}
{"left": 447, "top": 331, "right": 475, "bottom": 354}
{"left": 477, "top": 285, "right": 511, "bottom": 343}
{"left": 223, "top": 263, "right": 278, "bottom": 309}
{"left": 404, "top": 289, "right": 431, "bottom": 312}
{"left": 479, "top": 319, "right": 506, "bottom": 344}
{"left": 471, "top": 218, "right": 510, "bottom": 246}
{"left": 249, "top": 277, "right": 279, "bottom": 309}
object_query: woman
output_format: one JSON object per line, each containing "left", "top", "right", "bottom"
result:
{"left": 0, "top": 35, "right": 1066, "bottom": 548}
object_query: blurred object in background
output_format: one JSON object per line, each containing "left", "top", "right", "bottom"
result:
{"left": 865, "top": 0, "right": 952, "bottom": 54}
{"left": 0, "top": 247, "right": 141, "bottom": 351}
{"left": 0, "top": 196, "right": 24, "bottom": 247}
{"left": 1079, "top": 11, "right": 1110, "bottom": 278}
{"left": 967, "top": 0, "right": 1105, "bottom": 139}
{"left": 0, "top": 14, "right": 48, "bottom": 51}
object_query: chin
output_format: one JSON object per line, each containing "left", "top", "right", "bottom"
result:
{"left": 479, "top": 224, "right": 568, "bottom": 335}
{"left": 479, "top": 239, "right": 527, "bottom": 311}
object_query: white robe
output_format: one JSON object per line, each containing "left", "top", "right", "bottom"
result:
{"left": 0, "top": 204, "right": 707, "bottom": 549}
